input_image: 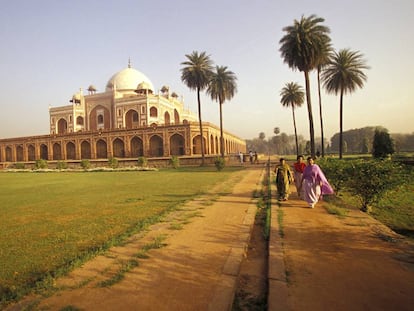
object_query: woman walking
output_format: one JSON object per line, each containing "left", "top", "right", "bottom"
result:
{"left": 274, "top": 158, "right": 293, "bottom": 201}
{"left": 300, "top": 157, "right": 333, "bottom": 208}
{"left": 293, "top": 155, "right": 306, "bottom": 199}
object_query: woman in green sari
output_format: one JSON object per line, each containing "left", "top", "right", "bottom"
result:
{"left": 274, "top": 158, "right": 293, "bottom": 201}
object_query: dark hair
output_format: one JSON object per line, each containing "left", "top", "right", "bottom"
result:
{"left": 307, "top": 156, "right": 313, "bottom": 161}
{"left": 297, "top": 155, "right": 304, "bottom": 160}
{"left": 279, "top": 158, "right": 285, "bottom": 162}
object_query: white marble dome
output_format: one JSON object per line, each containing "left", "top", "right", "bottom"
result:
{"left": 106, "top": 66, "right": 154, "bottom": 93}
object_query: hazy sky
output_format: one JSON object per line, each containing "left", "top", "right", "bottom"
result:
{"left": 0, "top": 0, "right": 413, "bottom": 141}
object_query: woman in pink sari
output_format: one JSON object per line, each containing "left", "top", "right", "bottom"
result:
{"left": 300, "top": 157, "right": 334, "bottom": 208}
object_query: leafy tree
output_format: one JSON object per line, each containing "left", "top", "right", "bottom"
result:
{"left": 372, "top": 128, "right": 395, "bottom": 158}
{"left": 207, "top": 65, "right": 237, "bottom": 157}
{"left": 259, "top": 132, "right": 266, "bottom": 140}
{"left": 317, "top": 157, "right": 352, "bottom": 194}
{"left": 346, "top": 159, "right": 404, "bottom": 212}
{"left": 181, "top": 51, "right": 214, "bottom": 165}
{"left": 279, "top": 14, "right": 331, "bottom": 158}
{"left": 280, "top": 82, "right": 304, "bottom": 156}
{"left": 322, "top": 49, "right": 369, "bottom": 159}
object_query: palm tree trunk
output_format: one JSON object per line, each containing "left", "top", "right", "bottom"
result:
{"left": 304, "top": 71, "right": 315, "bottom": 157}
{"left": 339, "top": 89, "right": 344, "bottom": 159}
{"left": 197, "top": 88, "right": 205, "bottom": 165}
{"left": 292, "top": 106, "right": 299, "bottom": 156}
{"left": 219, "top": 101, "right": 224, "bottom": 158}
{"left": 317, "top": 67, "right": 325, "bottom": 157}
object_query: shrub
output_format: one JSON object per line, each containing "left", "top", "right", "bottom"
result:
{"left": 214, "top": 157, "right": 225, "bottom": 171}
{"left": 14, "top": 162, "right": 25, "bottom": 169}
{"left": 80, "top": 159, "right": 91, "bottom": 170}
{"left": 170, "top": 156, "right": 180, "bottom": 169}
{"left": 56, "top": 161, "right": 68, "bottom": 170}
{"left": 34, "top": 159, "right": 48, "bottom": 169}
{"left": 108, "top": 157, "right": 119, "bottom": 169}
{"left": 317, "top": 158, "right": 352, "bottom": 194}
{"left": 345, "top": 159, "right": 406, "bottom": 212}
{"left": 137, "top": 157, "right": 148, "bottom": 167}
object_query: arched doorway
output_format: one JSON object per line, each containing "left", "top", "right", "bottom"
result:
{"left": 125, "top": 110, "right": 139, "bottom": 128}
{"left": 96, "top": 139, "right": 107, "bottom": 159}
{"left": 113, "top": 138, "right": 125, "bottom": 158}
{"left": 81, "top": 141, "right": 91, "bottom": 159}
{"left": 40, "top": 144, "right": 48, "bottom": 160}
{"left": 170, "top": 134, "right": 185, "bottom": 155}
{"left": 164, "top": 111, "right": 170, "bottom": 125}
{"left": 66, "top": 142, "right": 76, "bottom": 160}
{"left": 16, "top": 145, "right": 24, "bottom": 162}
{"left": 149, "top": 135, "right": 163, "bottom": 157}
{"left": 90, "top": 105, "right": 110, "bottom": 130}
{"left": 57, "top": 118, "right": 67, "bottom": 134}
{"left": 174, "top": 109, "right": 180, "bottom": 124}
{"left": 130, "top": 136, "right": 143, "bottom": 157}
{"left": 28, "top": 144, "right": 35, "bottom": 161}
{"left": 192, "top": 135, "right": 206, "bottom": 155}
{"left": 5, "top": 146, "right": 12, "bottom": 161}
{"left": 53, "top": 143, "right": 62, "bottom": 160}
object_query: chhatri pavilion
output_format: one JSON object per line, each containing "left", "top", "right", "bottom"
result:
{"left": 0, "top": 62, "right": 246, "bottom": 167}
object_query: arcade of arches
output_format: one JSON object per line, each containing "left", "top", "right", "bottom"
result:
{"left": 0, "top": 123, "right": 246, "bottom": 163}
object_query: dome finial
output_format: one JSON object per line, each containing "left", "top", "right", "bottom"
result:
{"left": 128, "top": 57, "right": 132, "bottom": 68}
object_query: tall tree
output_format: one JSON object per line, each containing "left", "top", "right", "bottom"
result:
{"left": 316, "top": 39, "right": 332, "bottom": 157}
{"left": 372, "top": 128, "right": 395, "bottom": 158}
{"left": 207, "top": 65, "right": 237, "bottom": 157}
{"left": 181, "top": 51, "right": 214, "bottom": 165}
{"left": 279, "top": 14, "right": 331, "bottom": 157}
{"left": 322, "top": 48, "right": 369, "bottom": 159}
{"left": 280, "top": 82, "right": 305, "bottom": 156}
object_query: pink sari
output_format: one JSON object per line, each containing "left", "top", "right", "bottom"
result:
{"left": 302, "top": 164, "right": 333, "bottom": 207}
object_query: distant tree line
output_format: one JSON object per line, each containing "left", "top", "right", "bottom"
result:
{"left": 246, "top": 131, "right": 328, "bottom": 156}
{"left": 330, "top": 126, "right": 414, "bottom": 154}
{"left": 246, "top": 126, "right": 413, "bottom": 156}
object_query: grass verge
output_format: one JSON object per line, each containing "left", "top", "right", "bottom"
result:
{"left": 0, "top": 168, "right": 241, "bottom": 307}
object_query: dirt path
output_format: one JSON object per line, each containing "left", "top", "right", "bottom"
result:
{"left": 6, "top": 167, "right": 414, "bottom": 311}
{"left": 7, "top": 168, "right": 263, "bottom": 311}
{"left": 269, "top": 185, "right": 414, "bottom": 311}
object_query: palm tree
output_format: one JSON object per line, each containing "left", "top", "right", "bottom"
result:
{"left": 207, "top": 65, "right": 237, "bottom": 158}
{"left": 316, "top": 39, "right": 332, "bottom": 157}
{"left": 280, "top": 82, "right": 305, "bottom": 156}
{"left": 279, "top": 15, "right": 331, "bottom": 157}
{"left": 181, "top": 51, "right": 214, "bottom": 165}
{"left": 321, "top": 48, "right": 369, "bottom": 159}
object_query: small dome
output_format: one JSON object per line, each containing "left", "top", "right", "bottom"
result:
{"left": 70, "top": 92, "right": 81, "bottom": 103}
{"left": 87, "top": 85, "right": 97, "bottom": 92}
{"left": 135, "top": 81, "right": 154, "bottom": 95}
{"left": 106, "top": 66, "right": 154, "bottom": 93}
{"left": 136, "top": 81, "right": 152, "bottom": 90}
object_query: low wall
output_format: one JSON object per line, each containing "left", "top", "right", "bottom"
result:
{"left": 0, "top": 154, "right": 247, "bottom": 170}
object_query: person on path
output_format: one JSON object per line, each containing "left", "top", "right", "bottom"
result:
{"left": 293, "top": 155, "right": 306, "bottom": 199}
{"left": 300, "top": 157, "right": 334, "bottom": 208}
{"left": 274, "top": 158, "right": 293, "bottom": 201}
{"left": 239, "top": 151, "right": 243, "bottom": 164}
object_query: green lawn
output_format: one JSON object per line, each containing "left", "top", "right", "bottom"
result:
{"left": 0, "top": 168, "right": 242, "bottom": 303}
